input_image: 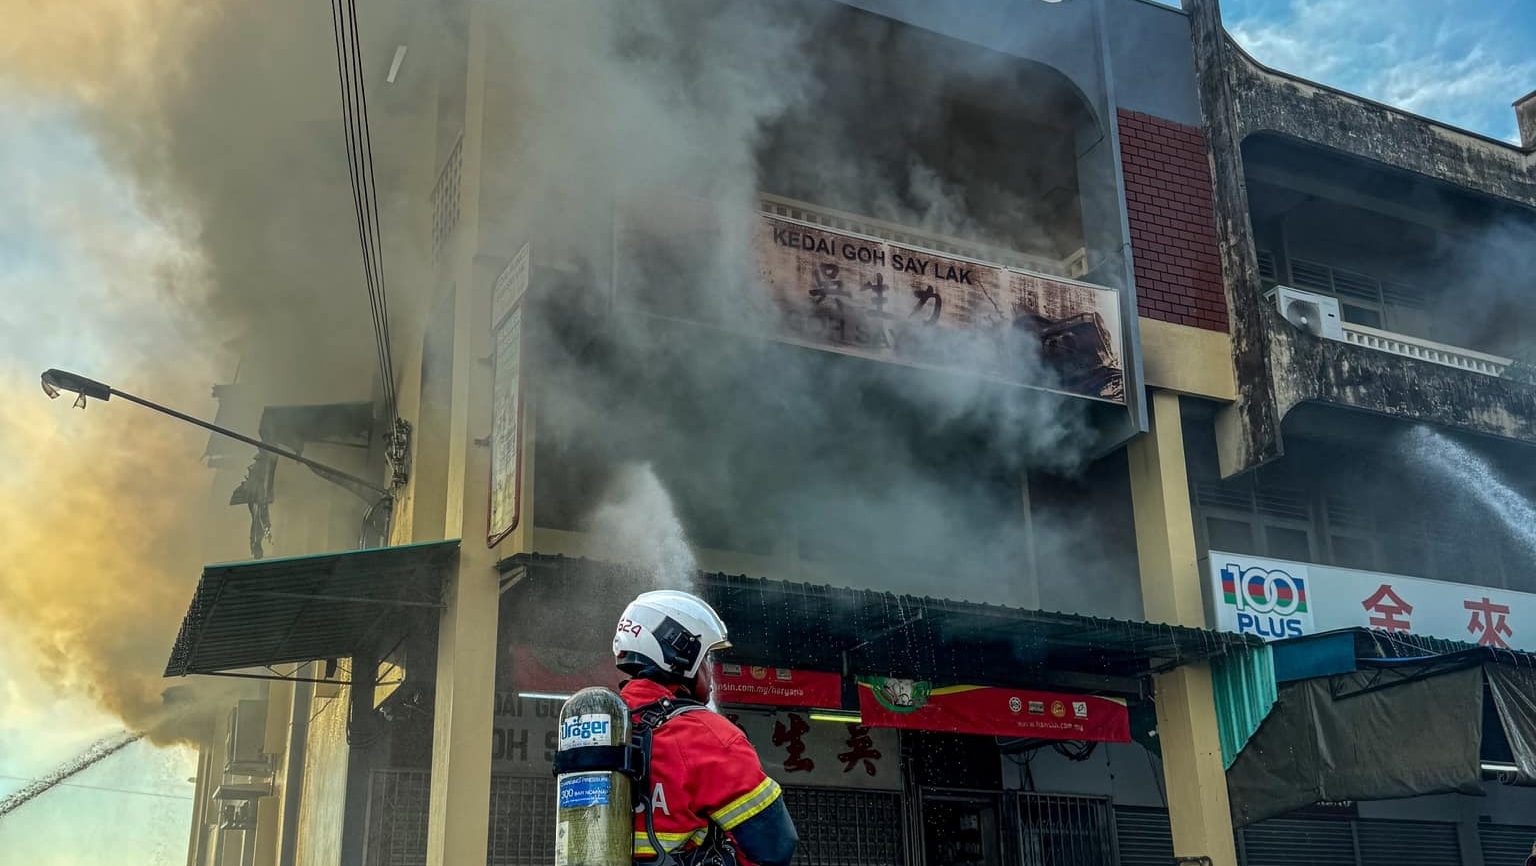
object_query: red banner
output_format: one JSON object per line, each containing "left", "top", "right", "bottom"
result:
{"left": 857, "top": 678, "right": 1129, "bottom": 743}
{"left": 510, "top": 645, "right": 622, "bottom": 694}
{"left": 713, "top": 664, "right": 843, "bottom": 708}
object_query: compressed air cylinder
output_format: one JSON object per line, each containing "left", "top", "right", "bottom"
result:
{"left": 555, "top": 687, "right": 633, "bottom": 866}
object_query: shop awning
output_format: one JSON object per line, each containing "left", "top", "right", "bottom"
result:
{"left": 164, "top": 540, "right": 458, "bottom": 678}
{"left": 1226, "top": 628, "right": 1536, "bottom": 826}
{"left": 500, "top": 554, "right": 1259, "bottom": 697}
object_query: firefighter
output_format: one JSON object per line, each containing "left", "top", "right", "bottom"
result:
{"left": 613, "top": 590, "right": 799, "bottom": 866}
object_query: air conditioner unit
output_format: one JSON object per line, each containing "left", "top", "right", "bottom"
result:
{"left": 1270, "top": 285, "right": 1343, "bottom": 340}
{"left": 224, "top": 700, "right": 271, "bottom": 777}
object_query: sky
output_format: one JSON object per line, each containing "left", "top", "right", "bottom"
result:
{"left": 0, "top": 1, "right": 1534, "bottom": 864}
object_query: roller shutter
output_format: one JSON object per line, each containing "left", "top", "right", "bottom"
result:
{"left": 1113, "top": 807, "right": 1173, "bottom": 866}
{"left": 1241, "top": 817, "right": 1355, "bottom": 866}
{"left": 1356, "top": 819, "right": 1460, "bottom": 866}
{"left": 1481, "top": 823, "right": 1536, "bottom": 866}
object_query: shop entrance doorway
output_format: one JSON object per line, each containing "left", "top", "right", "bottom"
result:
{"left": 921, "top": 790, "right": 1004, "bottom": 866}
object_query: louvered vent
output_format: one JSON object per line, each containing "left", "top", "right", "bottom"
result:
{"left": 1290, "top": 259, "right": 1334, "bottom": 293}
{"left": 1331, "top": 268, "right": 1380, "bottom": 302}
{"left": 1325, "top": 497, "right": 1371, "bottom": 531}
{"left": 1196, "top": 482, "right": 1252, "bottom": 512}
{"left": 1256, "top": 250, "right": 1278, "bottom": 284}
{"left": 1383, "top": 282, "right": 1427, "bottom": 309}
{"left": 1255, "top": 487, "right": 1309, "bottom": 521}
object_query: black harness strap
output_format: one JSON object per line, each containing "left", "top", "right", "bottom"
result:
{"left": 630, "top": 698, "right": 727, "bottom": 866}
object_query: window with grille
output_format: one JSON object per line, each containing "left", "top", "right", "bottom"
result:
{"left": 1287, "top": 258, "right": 1434, "bottom": 338}
{"left": 783, "top": 787, "right": 903, "bottom": 866}
{"left": 1195, "top": 478, "right": 1314, "bottom": 561}
{"left": 1017, "top": 794, "right": 1114, "bottom": 866}
{"left": 431, "top": 133, "right": 464, "bottom": 263}
{"left": 365, "top": 769, "right": 432, "bottom": 866}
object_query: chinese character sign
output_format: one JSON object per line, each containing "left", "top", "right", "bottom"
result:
{"left": 1465, "top": 597, "right": 1514, "bottom": 648}
{"left": 754, "top": 216, "right": 1125, "bottom": 403}
{"left": 729, "top": 710, "right": 899, "bottom": 791}
{"left": 771, "top": 713, "right": 814, "bottom": 774}
{"left": 1361, "top": 584, "right": 1413, "bottom": 633}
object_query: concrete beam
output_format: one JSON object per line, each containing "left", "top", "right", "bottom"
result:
{"left": 1139, "top": 318, "right": 1237, "bottom": 402}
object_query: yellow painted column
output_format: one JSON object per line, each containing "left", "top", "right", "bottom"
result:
{"left": 425, "top": 2, "right": 498, "bottom": 864}
{"left": 1129, "top": 390, "right": 1238, "bottom": 866}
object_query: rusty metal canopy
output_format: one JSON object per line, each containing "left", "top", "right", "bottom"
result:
{"left": 502, "top": 554, "right": 1259, "bottom": 696}
{"left": 164, "top": 540, "right": 458, "bottom": 677}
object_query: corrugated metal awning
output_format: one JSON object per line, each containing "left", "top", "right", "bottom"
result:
{"left": 164, "top": 540, "right": 458, "bottom": 677}
{"left": 500, "top": 554, "right": 1259, "bottom": 697}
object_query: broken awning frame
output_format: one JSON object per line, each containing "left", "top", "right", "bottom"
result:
{"left": 164, "top": 540, "right": 459, "bottom": 680}
{"left": 499, "top": 553, "right": 1260, "bottom": 699}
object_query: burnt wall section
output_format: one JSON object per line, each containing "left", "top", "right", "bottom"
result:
{"left": 1267, "top": 310, "right": 1536, "bottom": 444}
{"left": 1182, "top": 0, "right": 1280, "bottom": 476}
{"left": 1118, "top": 110, "right": 1227, "bottom": 332}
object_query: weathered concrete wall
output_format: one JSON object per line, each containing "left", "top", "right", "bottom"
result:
{"left": 1228, "top": 49, "right": 1536, "bottom": 207}
{"left": 1267, "top": 306, "right": 1536, "bottom": 443}
{"left": 1182, "top": 0, "right": 1281, "bottom": 477}
{"left": 1184, "top": 0, "right": 1536, "bottom": 476}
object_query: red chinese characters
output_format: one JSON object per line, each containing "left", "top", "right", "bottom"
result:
{"left": 1465, "top": 597, "right": 1514, "bottom": 648}
{"left": 771, "top": 713, "right": 814, "bottom": 773}
{"left": 837, "top": 723, "right": 881, "bottom": 777}
{"left": 1361, "top": 584, "right": 1413, "bottom": 632}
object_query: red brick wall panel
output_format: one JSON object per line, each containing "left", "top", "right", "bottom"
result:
{"left": 1117, "top": 109, "right": 1229, "bottom": 332}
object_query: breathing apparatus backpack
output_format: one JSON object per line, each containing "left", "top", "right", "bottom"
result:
{"left": 554, "top": 687, "right": 739, "bottom": 866}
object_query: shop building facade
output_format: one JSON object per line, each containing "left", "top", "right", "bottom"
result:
{"left": 164, "top": 1, "right": 1536, "bottom": 865}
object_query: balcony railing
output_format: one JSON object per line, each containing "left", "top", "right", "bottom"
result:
{"left": 1341, "top": 322, "right": 1512, "bottom": 377}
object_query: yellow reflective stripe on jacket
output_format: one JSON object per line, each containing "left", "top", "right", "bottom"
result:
{"left": 632, "top": 828, "right": 706, "bottom": 856}
{"left": 707, "top": 777, "right": 783, "bottom": 831}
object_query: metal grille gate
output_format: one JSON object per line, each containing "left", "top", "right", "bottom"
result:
{"left": 365, "top": 770, "right": 555, "bottom": 866}
{"left": 366, "top": 769, "right": 431, "bottom": 866}
{"left": 1017, "top": 794, "right": 1114, "bottom": 866}
{"left": 783, "top": 787, "right": 904, "bottom": 866}
{"left": 488, "top": 776, "right": 555, "bottom": 866}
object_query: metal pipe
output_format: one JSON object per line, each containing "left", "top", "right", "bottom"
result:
{"left": 40, "top": 368, "right": 388, "bottom": 499}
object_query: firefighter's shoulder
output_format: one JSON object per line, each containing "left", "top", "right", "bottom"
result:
{"left": 668, "top": 708, "right": 753, "bottom": 750}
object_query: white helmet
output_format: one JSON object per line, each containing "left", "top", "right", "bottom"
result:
{"left": 613, "top": 590, "right": 730, "bottom": 680}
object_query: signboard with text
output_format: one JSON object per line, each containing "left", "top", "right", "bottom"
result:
{"left": 712, "top": 664, "right": 842, "bottom": 708}
{"left": 723, "top": 708, "right": 900, "bottom": 790}
{"left": 488, "top": 243, "right": 530, "bottom": 546}
{"left": 1206, "top": 551, "right": 1536, "bottom": 651}
{"left": 856, "top": 677, "right": 1130, "bottom": 743}
{"left": 755, "top": 216, "right": 1125, "bottom": 403}
{"left": 612, "top": 193, "right": 1124, "bottom": 404}
{"left": 489, "top": 694, "right": 897, "bottom": 789}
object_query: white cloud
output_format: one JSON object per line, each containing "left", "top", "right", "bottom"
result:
{"left": 1226, "top": 0, "right": 1535, "bottom": 142}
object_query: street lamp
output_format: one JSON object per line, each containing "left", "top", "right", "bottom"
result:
{"left": 40, "top": 368, "right": 389, "bottom": 503}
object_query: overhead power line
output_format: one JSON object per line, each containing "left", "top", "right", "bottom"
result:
{"left": 0, "top": 775, "right": 192, "bottom": 803}
{"left": 329, "top": 0, "right": 398, "bottom": 417}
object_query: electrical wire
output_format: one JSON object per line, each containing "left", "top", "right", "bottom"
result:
{"left": 328, "top": 0, "right": 397, "bottom": 418}
{"left": 0, "top": 775, "right": 192, "bottom": 802}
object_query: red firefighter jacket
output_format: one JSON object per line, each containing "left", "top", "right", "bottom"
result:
{"left": 621, "top": 679, "right": 784, "bottom": 861}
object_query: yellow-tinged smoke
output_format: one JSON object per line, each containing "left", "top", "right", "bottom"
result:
{"left": 0, "top": 0, "right": 377, "bottom": 742}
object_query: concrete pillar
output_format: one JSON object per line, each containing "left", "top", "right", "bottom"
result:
{"left": 1515, "top": 89, "right": 1536, "bottom": 151}
{"left": 424, "top": 2, "right": 498, "bottom": 864}
{"left": 1129, "top": 390, "right": 1238, "bottom": 866}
